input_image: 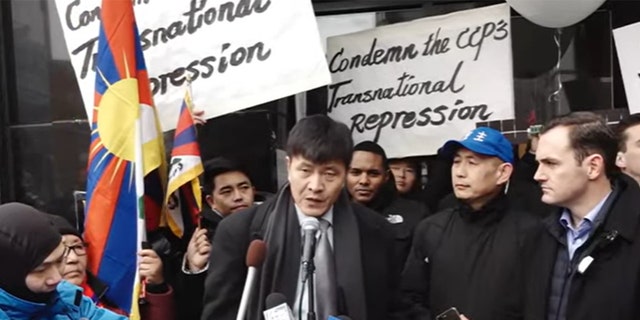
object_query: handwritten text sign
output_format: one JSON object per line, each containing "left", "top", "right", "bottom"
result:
{"left": 55, "top": 0, "right": 330, "bottom": 131}
{"left": 614, "top": 21, "right": 640, "bottom": 113}
{"left": 326, "top": 4, "right": 514, "bottom": 157}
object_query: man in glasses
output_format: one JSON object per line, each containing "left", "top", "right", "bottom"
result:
{"left": 0, "top": 202, "right": 125, "bottom": 319}
{"left": 48, "top": 214, "right": 176, "bottom": 320}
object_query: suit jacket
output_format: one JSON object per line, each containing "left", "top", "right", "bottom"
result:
{"left": 200, "top": 193, "right": 399, "bottom": 320}
{"left": 524, "top": 175, "right": 640, "bottom": 320}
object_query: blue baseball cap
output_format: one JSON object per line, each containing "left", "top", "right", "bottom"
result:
{"left": 440, "top": 127, "right": 514, "bottom": 164}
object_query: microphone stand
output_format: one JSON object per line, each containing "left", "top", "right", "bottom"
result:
{"left": 303, "top": 258, "right": 316, "bottom": 320}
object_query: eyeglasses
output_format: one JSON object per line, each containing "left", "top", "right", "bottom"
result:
{"left": 65, "top": 243, "right": 87, "bottom": 257}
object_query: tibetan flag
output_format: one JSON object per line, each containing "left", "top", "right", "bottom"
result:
{"left": 84, "top": 0, "right": 166, "bottom": 318}
{"left": 165, "top": 90, "right": 203, "bottom": 238}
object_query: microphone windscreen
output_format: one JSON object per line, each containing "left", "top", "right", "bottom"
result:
{"left": 246, "top": 239, "right": 267, "bottom": 267}
{"left": 265, "top": 292, "right": 288, "bottom": 309}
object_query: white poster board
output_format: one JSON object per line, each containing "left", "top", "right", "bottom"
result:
{"left": 55, "top": 0, "right": 330, "bottom": 131}
{"left": 614, "top": 21, "right": 640, "bottom": 113}
{"left": 316, "top": 13, "right": 377, "bottom": 53}
{"left": 326, "top": 4, "right": 515, "bottom": 157}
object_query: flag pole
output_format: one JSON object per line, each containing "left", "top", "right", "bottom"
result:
{"left": 129, "top": 110, "right": 146, "bottom": 320}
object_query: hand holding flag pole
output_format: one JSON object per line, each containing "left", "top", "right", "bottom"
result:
{"left": 186, "top": 75, "right": 206, "bottom": 125}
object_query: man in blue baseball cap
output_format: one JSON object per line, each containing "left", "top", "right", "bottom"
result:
{"left": 441, "top": 127, "right": 515, "bottom": 163}
{"left": 397, "top": 127, "right": 541, "bottom": 320}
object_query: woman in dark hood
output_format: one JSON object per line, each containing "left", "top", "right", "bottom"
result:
{"left": 0, "top": 202, "right": 125, "bottom": 320}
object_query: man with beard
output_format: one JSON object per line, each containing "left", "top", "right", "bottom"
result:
{"left": 347, "top": 141, "right": 429, "bottom": 267}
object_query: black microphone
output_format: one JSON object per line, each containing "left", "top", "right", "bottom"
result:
{"left": 264, "top": 292, "right": 294, "bottom": 320}
{"left": 301, "top": 217, "right": 320, "bottom": 268}
{"left": 265, "top": 292, "right": 288, "bottom": 309}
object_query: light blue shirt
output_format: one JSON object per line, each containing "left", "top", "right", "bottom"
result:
{"left": 559, "top": 192, "right": 610, "bottom": 260}
{"left": 293, "top": 206, "right": 334, "bottom": 320}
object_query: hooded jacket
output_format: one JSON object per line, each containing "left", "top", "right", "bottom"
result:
{"left": 0, "top": 203, "right": 124, "bottom": 319}
{"left": 363, "top": 178, "right": 429, "bottom": 267}
{"left": 0, "top": 281, "right": 126, "bottom": 320}
{"left": 0, "top": 203, "right": 61, "bottom": 303}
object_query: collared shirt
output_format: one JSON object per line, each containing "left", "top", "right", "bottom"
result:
{"left": 212, "top": 207, "right": 225, "bottom": 219}
{"left": 292, "top": 205, "right": 334, "bottom": 320}
{"left": 559, "top": 192, "right": 611, "bottom": 260}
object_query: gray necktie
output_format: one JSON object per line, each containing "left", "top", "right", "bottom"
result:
{"left": 315, "top": 219, "right": 338, "bottom": 320}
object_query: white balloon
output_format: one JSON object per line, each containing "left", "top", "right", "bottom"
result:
{"left": 507, "top": 0, "right": 606, "bottom": 28}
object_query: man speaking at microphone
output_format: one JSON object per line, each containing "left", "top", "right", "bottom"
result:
{"left": 201, "top": 115, "right": 399, "bottom": 320}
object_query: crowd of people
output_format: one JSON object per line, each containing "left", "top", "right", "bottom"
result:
{"left": 1, "top": 111, "right": 640, "bottom": 320}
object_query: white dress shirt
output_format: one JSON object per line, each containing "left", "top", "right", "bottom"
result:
{"left": 292, "top": 205, "right": 334, "bottom": 320}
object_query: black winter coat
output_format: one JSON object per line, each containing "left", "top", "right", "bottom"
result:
{"left": 523, "top": 175, "right": 640, "bottom": 320}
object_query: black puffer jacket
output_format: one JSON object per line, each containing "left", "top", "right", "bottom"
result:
{"left": 364, "top": 178, "right": 430, "bottom": 268}
{"left": 400, "top": 194, "right": 541, "bottom": 320}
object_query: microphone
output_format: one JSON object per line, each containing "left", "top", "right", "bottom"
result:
{"left": 263, "top": 292, "right": 295, "bottom": 320}
{"left": 301, "top": 217, "right": 320, "bottom": 269}
{"left": 236, "top": 239, "right": 267, "bottom": 320}
{"left": 328, "top": 316, "right": 352, "bottom": 320}
{"left": 301, "top": 217, "right": 319, "bottom": 320}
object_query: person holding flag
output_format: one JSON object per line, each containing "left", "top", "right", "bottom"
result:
{"left": 83, "top": 0, "right": 167, "bottom": 319}
{"left": 48, "top": 214, "right": 176, "bottom": 320}
{"left": 177, "top": 156, "right": 256, "bottom": 320}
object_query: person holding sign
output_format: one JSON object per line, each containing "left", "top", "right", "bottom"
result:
{"left": 399, "top": 127, "right": 540, "bottom": 320}
{"left": 346, "top": 141, "right": 429, "bottom": 268}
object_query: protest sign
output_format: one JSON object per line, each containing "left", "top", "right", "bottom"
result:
{"left": 55, "top": 0, "right": 330, "bottom": 131}
{"left": 614, "top": 21, "right": 640, "bottom": 113}
{"left": 327, "top": 4, "right": 515, "bottom": 157}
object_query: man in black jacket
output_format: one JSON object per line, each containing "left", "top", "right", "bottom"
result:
{"left": 177, "top": 157, "right": 256, "bottom": 320}
{"left": 614, "top": 113, "right": 640, "bottom": 186}
{"left": 525, "top": 112, "right": 640, "bottom": 320}
{"left": 346, "top": 141, "right": 429, "bottom": 267}
{"left": 201, "top": 115, "right": 398, "bottom": 320}
{"left": 400, "top": 127, "right": 540, "bottom": 320}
